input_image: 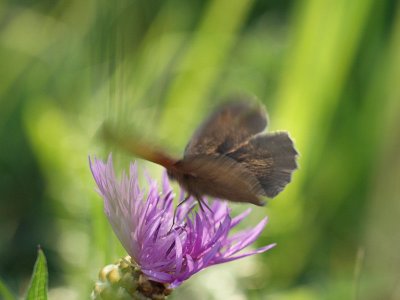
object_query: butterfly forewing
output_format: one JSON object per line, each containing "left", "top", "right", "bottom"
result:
{"left": 101, "top": 124, "right": 178, "bottom": 169}
{"left": 184, "top": 98, "right": 268, "bottom": 157}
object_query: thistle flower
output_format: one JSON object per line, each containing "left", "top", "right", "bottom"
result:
{"left": 89, "top": 155, "right": 275, "bottom": 297}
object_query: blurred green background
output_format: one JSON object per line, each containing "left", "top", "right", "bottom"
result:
{"left": 1, "top": 0, "right": 400, "bottom": 299}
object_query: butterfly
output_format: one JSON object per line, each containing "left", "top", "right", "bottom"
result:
{"left": 102, "top": 97, "right": 298, "bottom": 207}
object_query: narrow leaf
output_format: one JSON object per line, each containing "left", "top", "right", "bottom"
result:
{"left": 26, "top": 247, "right": 48, "bottom": 300}
{"left": 0, "top": 279, "right": 17, "bottom": 300}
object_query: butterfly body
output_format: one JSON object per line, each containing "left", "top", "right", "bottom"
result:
{"left": 103, "top": 97, "right": 298, "bottom": 206}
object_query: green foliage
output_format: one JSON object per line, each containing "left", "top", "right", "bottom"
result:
{"left": 0, "top": 279, "right": 16, "bottom": 300}
{"left": 26, "top": 248, "right": 48, "bottom": 300}
{"left": 1, "top": 0, "right": 400, "bottom": 299}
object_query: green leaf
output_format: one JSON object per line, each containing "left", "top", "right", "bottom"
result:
{"left": 0, "top": 278, "right": 17, "bottom": 300}
{"left": 26, "top": 247, "right": 48, "bottom": 300}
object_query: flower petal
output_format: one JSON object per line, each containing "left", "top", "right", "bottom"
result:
{"left": 90, "top": 155, "right": 275, "bottom": 286}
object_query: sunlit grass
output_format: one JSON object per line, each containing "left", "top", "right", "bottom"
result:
{"left": 1, "top": 0, "right": 399, "bottom": 299}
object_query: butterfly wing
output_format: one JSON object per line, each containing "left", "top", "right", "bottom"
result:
{"left": 179, "top": 155, "right": 265, "bottom": 206}
{"left": 226, "top": 132, "right": 298, "bottom": 198}
{"left": 100, "top": 124, "right": 177, "bottom": 169}
{"left": 184, "top": 98, "right": 297, "bottom": 200}
{"left": 184, "top": 98, "right": 268, "bottom": 157}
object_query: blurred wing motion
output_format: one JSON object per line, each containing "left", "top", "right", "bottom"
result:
{"left": 184, "top": 97, "right": 298, "bottom": 201}
{"left": 100, "top": 124, "right": 177, "bottom": 169}
{"left": 184, "top": 99, "right": 268, "bottom": 156}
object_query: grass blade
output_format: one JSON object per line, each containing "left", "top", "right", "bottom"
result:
{"left": 26, "top": 247, "right": 48, "bottom": 300}
{"left": 0, "top": 279, "right": 17, "bottom": 300}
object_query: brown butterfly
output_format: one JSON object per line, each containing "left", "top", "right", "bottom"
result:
{"left": 102, "top": 97, "right": 298, "bottom": 207}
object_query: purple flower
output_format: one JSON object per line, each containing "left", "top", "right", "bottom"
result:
{"left": 89, "top": 155, "right": 275, "bottom": 287}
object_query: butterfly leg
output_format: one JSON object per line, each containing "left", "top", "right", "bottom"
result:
{"left": 169, "top": 194, "right": 192, "bottom": 233}
{"left": 196, "top": 197, "right": 213, "bottom": 229}
{"left": 197, "top": 197, "right": 213, "bottom": 214}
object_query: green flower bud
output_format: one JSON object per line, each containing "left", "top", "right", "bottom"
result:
{"left": 91, "top": 257, "right": 172, "bottom": 300}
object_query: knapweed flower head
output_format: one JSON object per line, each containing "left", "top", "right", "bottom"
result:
{"left": 90, "top": 155, "right": 275, "bottom": 288}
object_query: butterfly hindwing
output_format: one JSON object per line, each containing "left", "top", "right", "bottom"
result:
{"left": 226, "top": 132, "right": 298, "bottom": 198}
